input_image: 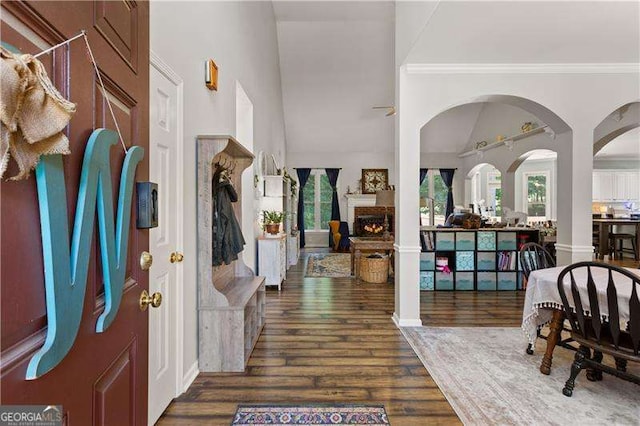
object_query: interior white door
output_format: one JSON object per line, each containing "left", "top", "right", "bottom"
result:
{"left": 148, "top": 64, "right": 180, "bottom": 425}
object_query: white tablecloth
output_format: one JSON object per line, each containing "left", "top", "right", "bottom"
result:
{"left": 522, "top": 265, "right": 639, "bottom": 344}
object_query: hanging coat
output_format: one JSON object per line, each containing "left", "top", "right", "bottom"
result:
{"left": 212, "top": 177, "right": 245, "bottom": 266}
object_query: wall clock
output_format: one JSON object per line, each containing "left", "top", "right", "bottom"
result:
{"left": 361, "top": 169, "right": 388, "bottom": 194}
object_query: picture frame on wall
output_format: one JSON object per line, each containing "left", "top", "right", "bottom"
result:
{"left": 361, "top": 169, "right": 389, "bottom": 194}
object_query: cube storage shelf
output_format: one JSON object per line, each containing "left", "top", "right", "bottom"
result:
{"left": 419, "top": 228, "right": 539, "bottom": 291}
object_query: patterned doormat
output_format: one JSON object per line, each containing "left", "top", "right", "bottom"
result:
{"left": 231, "top": 404, "right": 389, "bottom": 425}
{"left": 305, "top": 253, "right": 352, "bottom": 277}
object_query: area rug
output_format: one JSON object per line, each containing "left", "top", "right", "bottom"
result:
{"left": 305, "top": 253, "right": 351, "bottom": 277}
{"left": 231, "top": 404, "right": 389, "bottom": 425}
{"left": 401, "top": 327, "right": 640, "bottom": 426}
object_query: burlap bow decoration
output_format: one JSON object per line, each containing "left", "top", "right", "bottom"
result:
{"left": 0, "top": 46, "right": 76, "bottom": 180}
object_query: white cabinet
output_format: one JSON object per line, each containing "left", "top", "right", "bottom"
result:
{"left": 287, "top": 233, "right": 300, "bottom": 268}
{"left": 593, "top": 170, "right": 640, "bottom": 202}
{"left": 258, "top": 235, "right": 286, "bottom": 290}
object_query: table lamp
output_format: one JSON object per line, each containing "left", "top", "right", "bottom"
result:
{"left": 376, "top": 189, "right": 394, "bottom": 240}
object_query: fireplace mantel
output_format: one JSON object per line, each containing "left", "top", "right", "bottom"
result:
{"left": 344, "top": 194, "right": 376, "bottom": 233}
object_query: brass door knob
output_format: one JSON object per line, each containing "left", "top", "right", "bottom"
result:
{"left": 170, "top": 252, "right": 184, "bottom": 263}
{"left": 140, "top": 251, "right": 153, "bottom": 270}
{"left": 139, "top": 289, "right": 162, "bottom": 311}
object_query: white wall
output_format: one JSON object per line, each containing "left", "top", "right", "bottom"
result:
{"left": 278, "top": 18, "right": 395, "bottom": 222}
{"left": 151, "top": 1, "right": 286, "bottom": 383}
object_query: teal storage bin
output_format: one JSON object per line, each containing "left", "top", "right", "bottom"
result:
{"left": 477, "top": 231, "right": 496, "bottom": 251}
{"left": 420, "top": 252, "right": 435, "bottom": 270}
{"left": 477, "top": 272, "right": 497, "bottom": 290}
{"left": 456, "top": 272, "right": 474, "bottom": 290}
{"left": 455, "top": 232, "right": 476, "bottom": 251}
{"left": 497, "top": 232, "right": 517, "bottom": 250}
{"left": 435, "top": 272, "right": 454, "bottom": 290}
{"left": 420, "top": 271, "right": 434, "bottom": 290}
{"left": 477, "top": 252, "right": 496, "bottom": 270}
{"left": 436, "top": 232, "right": 455, "bottom": 251}
{"left": 498, "top": 272, "right": 518, "bottom": 290}
{"left": 456, "top": 251, "right": 475, "bottom": 271}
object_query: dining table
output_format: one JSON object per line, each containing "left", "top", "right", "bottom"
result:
{"left": 594, "top": 218, "right": 640, "bottom": 261}
{"left": 522, "top": 264, "right": 640, "bottom": 375}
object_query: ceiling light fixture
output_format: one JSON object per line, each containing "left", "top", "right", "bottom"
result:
{"left": 372, "top": 106, "right": 396, "bottom": 117}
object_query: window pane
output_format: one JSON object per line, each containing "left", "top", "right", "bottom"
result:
{"left": 320, "top": 202, "right": 332, "bottom": 229}
{"left": 488, "top": 185, "right": 501, "bottom": 217}
{"left": 319, "top": 174, "right": 333, "bottom": 203}
{"left": 433, "top": 173, "right": 448, "bottom": 224}
{"left": 419, "top": 177, "right": 430, "bottom": 225}
{"left": 527, "top": 175, "right": 547, "bottom": 217}
{"left": 303, "top": 176, "right": 316, "bottom": 229}
{"left": 419, "top": 177, "right": 429, "bottom": 198}
{"left": 303, "top": 176, "right": 315, "bottom": 203}
{"left": 304, "top": 203, "right": 315, "bottom": 230}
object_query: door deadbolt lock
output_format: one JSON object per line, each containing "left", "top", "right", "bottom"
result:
{"left": 170, "top": 252, "right": 184, "bottom": 263}
{"left": 140, "top": 251, "right": 153, "bottom": 271}
{"left": 139, "top": 289, "right": 162, "bottom": 311}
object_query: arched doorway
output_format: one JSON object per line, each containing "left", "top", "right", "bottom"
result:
{"left": 592, "top": 102, "right": 640, "bottom": 261}
{"left": 466, "top": 163, "right": 502, "bottom": 220}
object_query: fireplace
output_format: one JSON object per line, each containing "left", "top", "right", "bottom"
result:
{"left": 355, "top": 215, "right": 385, "bottom": 237}
{"left": 353, "top": 206, "right": 395, "bottom": 237}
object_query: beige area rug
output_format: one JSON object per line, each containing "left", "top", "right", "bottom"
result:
{"left": 305, "top": 253, "right": 352, "bottom": 277}
{"left": 401, "top": 327, "right": 640, "bottom": 425}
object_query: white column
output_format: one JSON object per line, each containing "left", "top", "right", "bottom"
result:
{"left": 555, "top": 130, "right": 594, "bottom": 264}
{"left": 393, "top": 68, "right": 422, "bottom": 327}
{"left": 502, "top": 170, "right": 516, "bottom": 215}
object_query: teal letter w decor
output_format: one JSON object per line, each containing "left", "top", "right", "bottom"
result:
{"left": 26, "top": 129, "right": 144, "bottom": 380}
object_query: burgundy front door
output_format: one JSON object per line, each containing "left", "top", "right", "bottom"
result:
{"left": 1, "top": 2, "right": 149, "bottom": 424}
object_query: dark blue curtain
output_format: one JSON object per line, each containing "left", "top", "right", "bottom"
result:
{"left": 325, "top": 168, "right": 341, "bottom": 220}
{"left": 439, "top": 169, "right": 455, "bottom": 219}
{"left": 325, "top": 168, "right": 341, "bottom": 247}
{"left": 296, "top": 168, "right": 312, "bottom": 248}
{"left": 419, "top": 168, "right": 429, "bottom": 185}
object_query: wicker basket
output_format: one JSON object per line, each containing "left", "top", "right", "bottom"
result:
{"left": 360, "top": 255, "right": 389, "bottom": 283}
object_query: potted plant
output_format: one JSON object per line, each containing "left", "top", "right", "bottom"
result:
{"left": 262, "top": 211, "right": 284, "bottom": 235}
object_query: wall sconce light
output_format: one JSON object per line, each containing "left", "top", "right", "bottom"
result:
{"left": 205, "top": 59, "right": 218, "bottom": 91}
{"left": 504, "top": 139, "right": 514, "bottom": 151}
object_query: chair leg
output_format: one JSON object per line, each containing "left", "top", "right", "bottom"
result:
{"left": 563, "top": 346, "right": 589, "bottom": 397}
{"left": 586, "top": 351, "right": 603, "bottom": 381}
{"left": 615, "top": 357, "right": 628, "bottom": 372}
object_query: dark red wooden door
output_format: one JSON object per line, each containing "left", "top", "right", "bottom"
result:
{"left": 0, "top": 2, "right": 149, "bottom": 424}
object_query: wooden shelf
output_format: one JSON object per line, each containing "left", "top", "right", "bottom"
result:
{"left": 458, "top": 126, "right": 550, "bottom": 158}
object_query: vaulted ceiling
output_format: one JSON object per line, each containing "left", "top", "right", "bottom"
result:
{"left": 405, "top": 1, "right": 640, "bottom": 64}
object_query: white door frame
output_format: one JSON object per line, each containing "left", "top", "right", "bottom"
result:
{"left": 149, "top": 51, "right": 186, "bottom": 397}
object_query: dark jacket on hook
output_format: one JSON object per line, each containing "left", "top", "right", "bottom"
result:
{"left": 212, "top": 177, "right": 245, "bottom": 266}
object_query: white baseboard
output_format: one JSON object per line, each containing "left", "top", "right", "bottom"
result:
{"left": 181, "top": 361, "right": 199, "bottom": 395}
{"left": 555, "top": 243, "right": 595, "bottom": 253}
{"left": 392, "top": 312, "right": 423, "bottom": 328}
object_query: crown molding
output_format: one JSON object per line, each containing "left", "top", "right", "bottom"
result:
{"left": 406, "top": 63, "right": 640, "bottom": 75}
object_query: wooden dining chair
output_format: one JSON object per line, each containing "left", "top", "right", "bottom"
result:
{"left": 519, "top": 242, "right": 556, "bottom": 355}
{"left": 520, "top": 242, "right": 555, "bottom": 283}
{"left": 557, "top": 262, "right": 640, "bottom": 397}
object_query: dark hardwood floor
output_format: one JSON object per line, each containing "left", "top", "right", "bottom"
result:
{"left": 158, "top": 249, "right": 535, "bottom": 425}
